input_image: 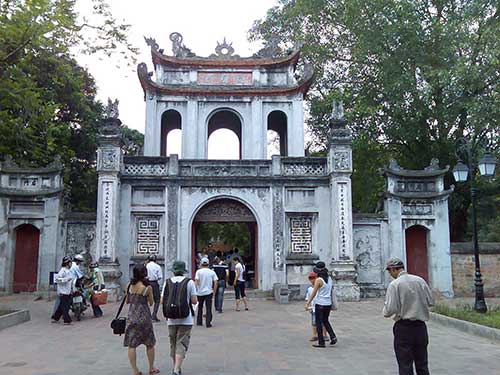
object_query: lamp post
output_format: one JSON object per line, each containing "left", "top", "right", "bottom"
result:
{"left": 452, "top": 141, "right": 497, "bottom": 313}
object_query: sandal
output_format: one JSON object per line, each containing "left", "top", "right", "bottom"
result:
{"left": 236, "top": 308, "right": 241, "bottom": 312}
{"left": 149, "top": 369, "right": 160, "bottom": 374}
{"left": 245, "top": 307, "right": 249, "bottom": 311}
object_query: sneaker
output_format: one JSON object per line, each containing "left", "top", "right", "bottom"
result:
{"left": 330, "top": 337, "right": 338, "bottom": 345}
{"left": 312, "top": 344, "right": 326, "bottom": 348}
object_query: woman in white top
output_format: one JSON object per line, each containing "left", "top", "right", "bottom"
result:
{"left": 233, "top": 257, "right": 249, "bottom": 311}
{"left": 305, "top": 262, "right": 337, "bottom": 347}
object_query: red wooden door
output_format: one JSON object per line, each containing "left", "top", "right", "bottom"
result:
{"left": 13, "top": 224, "right": 40, "bottom": 292}
{"left": 405, "top": 225, "right": 429, "bottom": 282}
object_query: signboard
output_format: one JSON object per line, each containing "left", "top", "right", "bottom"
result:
{"left": 197, "top": 72, "right": 252, "bottom": 86}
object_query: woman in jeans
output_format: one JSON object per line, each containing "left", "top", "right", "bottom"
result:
{"left": 305, "top": 261, "right": 337, "bottom": 347}
{"left": 213, "top": 257, "right": 229, "bottom": 313}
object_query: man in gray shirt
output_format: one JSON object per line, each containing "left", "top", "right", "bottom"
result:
{"left": 383, "top": 257, "right": 434, "bottom": 375}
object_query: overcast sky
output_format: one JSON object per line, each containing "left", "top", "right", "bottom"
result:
{"left": 76, "top": 0, "right": 279, "bottom": 157}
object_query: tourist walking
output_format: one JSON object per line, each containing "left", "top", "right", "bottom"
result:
{"left": 305, "top": 261, "right": 337, "bottom": 347}
{"left": 194, "top": 257, "right": 218, "bottom": 327}
{"left": 383, "top": 257, "right": 434, "bottom": 375}
{"left": 123, "top": 264, "right": 159, "bottom": 375}
{"left": 162, "top": 261, "right": 197, "bottom": 375}
{"left": 305, "top": 272, "right": 327, "bottom": 342}
{"left": 89, "top": 262, "right": 104, "bottom": 318}
{"left": 233, "top": 257, "right": 249, "bottom": 311}
{"left": 213, "top": 257, "right": 229, "bottom": 313}
{"left": 51, "top": 256, "right": 73, "bottom": 325}
{"left": 146, "top": 255, "right": 163, "bottom": 322}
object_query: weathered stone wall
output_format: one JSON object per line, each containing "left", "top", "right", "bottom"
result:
{"left": 61, "top": 213, "right": 97, "bottom": 271}
{"left": 451, "top": 242, "right": 500, "bottom": 297}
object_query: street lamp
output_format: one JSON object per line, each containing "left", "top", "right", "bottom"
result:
{"left": 452, "top": 144, "right": 497, "bottom": 313}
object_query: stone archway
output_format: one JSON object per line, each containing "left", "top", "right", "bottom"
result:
{"left": 13, "top": 224, "right": 40, "bottom": 292}
{"left": 192, "top": 198, "right": 258, "bottom": 288}
{"left": 207, "top": 110, "right": 242, "bottom": 159}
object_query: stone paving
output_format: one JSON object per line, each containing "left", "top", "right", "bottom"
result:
{"left": 0, "top": 295, "right": 499, "bottom": 375}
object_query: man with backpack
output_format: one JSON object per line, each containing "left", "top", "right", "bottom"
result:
{"left": 161, "top": 261, "right": 197, "bottom": 375}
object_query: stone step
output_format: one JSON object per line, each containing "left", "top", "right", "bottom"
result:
{"left": 223, "top": 289, "right": 272, "bottom": 300}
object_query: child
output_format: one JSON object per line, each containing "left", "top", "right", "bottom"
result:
{"left": 305, "top": 272, "right": 327, "bottom": 341}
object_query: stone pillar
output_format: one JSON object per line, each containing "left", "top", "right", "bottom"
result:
{"left": 144, "top": 92, "right": 158, "bottom": 156}
{"left": 328, "top": 103, "right": 360, "bottom": 301}
{"left": 289, "top": 98, "right": 305, "bottom": 157}
{"left": 96, "top": 110, "right": 123, "bottom": 301}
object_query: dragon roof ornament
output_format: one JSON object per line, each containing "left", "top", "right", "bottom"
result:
{"left": 169, "top": 32, "right": 195, "bottom": 58}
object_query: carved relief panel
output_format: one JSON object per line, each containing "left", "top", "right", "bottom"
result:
{"left": 289, "top": 215, "right": 313, "bottom": 254}
{"left": 135, "top": 215, "right": 162, "bottom": 255}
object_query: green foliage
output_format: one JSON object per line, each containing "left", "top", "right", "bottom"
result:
{"left": 0, "top": 0, "right": 142, "bottom": 211}
{"left": 196, "top": 223, "right": 251, "bottom": 255}
{"left": 432, "top": 303, "right": 500, "bottom": 329}
{"left": 250, "top": 0, "right": 500, "bottom": 236}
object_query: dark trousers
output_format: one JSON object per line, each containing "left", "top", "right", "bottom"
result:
{"left": 150, "top": 281, "right": 160, "bottom": 319}
{"left": 197, "top": 293, "right": 213, "bottom": 327}
{"left": 315, "top": 304, "right": 336, "bottom": 345}
{"left": 393, "top": 320, "right": 429, "bottom": 375}
{"left": 51, "top": 294, "right": 72, "bottom": 323}
{"left": 215, "top": 280, "right": 226, "bottom": 312}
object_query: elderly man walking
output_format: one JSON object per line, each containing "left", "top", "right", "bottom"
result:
{"left": 383, "top": 258, "right": 434, "bottom": 375}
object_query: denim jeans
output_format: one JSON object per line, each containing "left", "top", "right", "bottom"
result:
{"left": 215, "top": 280, "right": 226, "bottom": 312}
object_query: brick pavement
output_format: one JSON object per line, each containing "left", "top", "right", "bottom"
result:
{"left": 0, "top": 295, "right": 499, "bottom": 375}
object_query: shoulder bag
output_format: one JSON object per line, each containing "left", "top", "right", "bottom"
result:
{"left": 110, "top": 285, "right": 129, "bottom": 335}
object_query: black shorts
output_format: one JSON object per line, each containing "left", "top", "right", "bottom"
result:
{"left": 234, "top": 280, "right": 246, "bottom": 299}
{"left": 150, "top": 281, "right": 160, "bottom": 303}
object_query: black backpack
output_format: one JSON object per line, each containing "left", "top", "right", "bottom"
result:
{"left": 162, "top": 278, "right": 193, "bottom": 319}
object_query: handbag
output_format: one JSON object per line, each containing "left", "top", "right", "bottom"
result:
{"left": 110, "top": 286, "right": 129, "bottom": 335}
{"left": 93, "top": 290, "right": 108, "bottom": 305}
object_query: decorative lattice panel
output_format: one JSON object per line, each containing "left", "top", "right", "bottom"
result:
{"left": 136, "top": 217, "right": 160, "bottom": 255}
{"left": 290, "top": 216, "right": 313, "bottom": 253}
{"left": 124, "top": 164, "right": 167, "bottom": 176}
{"left": 283, "top": 163, "right": 326, "bottom": 176}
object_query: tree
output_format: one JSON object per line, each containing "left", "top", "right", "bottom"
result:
{"left": 250, "top": 0, "right": 500, "bottom": 236}
{"left": 0, "top": 0, "right": 142, "bottom": 211}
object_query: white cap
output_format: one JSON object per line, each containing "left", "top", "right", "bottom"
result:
{"left": 201, "top": 257, "right": 209, "bottom": 265}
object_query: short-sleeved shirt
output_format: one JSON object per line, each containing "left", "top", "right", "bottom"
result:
{"left": 195, "top": 268, "right": 218, "bottom": 296}
{"left": 163, "top": 276, "right": 197, "bottom": 326}
{"left": 305, "top": 285, "right": 317, "bottom": 312}
{"left": 235, "top": 263, "right": 245, "bottom": 282}
{"left": 213, "top": 264, "right": 228, "bottom": 281}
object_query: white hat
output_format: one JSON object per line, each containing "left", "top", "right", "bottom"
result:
{"left": 201, "top": 257, "right": 209, "bottom": 265}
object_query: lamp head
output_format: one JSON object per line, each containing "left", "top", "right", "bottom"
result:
{"left": 452, "top": 160, "right": 469, "bottom": 182}
{"left": 478, "top": 153, "right": 497, "bottom": 177}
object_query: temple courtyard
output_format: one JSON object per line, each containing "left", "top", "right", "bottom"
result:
{"left": 0, "top": 295, "right": 498, "bottom": 375}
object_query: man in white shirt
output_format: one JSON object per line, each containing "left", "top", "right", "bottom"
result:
{"left": 194, "top": 257, "right": 218, "bottom": 328}
{"left": 383, "top": 257, "right": 434, "bottom": 375}
{"left": 51, "top": 256, "right": 73, "bottom": 325}
{"left": 146, "top": 254, "right": 163, "bottom": 322}
{"left": 162, "top": 261, "right": 197, "bottom": 375}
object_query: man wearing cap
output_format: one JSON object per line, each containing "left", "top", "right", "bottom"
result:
{"left": 383, "top": 257, "right": 434, "bottom": 375}
{"left": 162, "top": 261, "right": 197, "bottom": 375}
{"left": 146, "top": 254, "right": 163, "bottom": 322}
{"left": 194, "top": 257, "right": 218, "bottom": 327}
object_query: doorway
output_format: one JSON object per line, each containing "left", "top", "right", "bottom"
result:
{"left": 192, "top": 198, "right": 258, "bottom": 288}
{"left": 405, "top": 225, "right": 429, "bottom": 282}
{"left": 13, "top": 224, "right": 40, "bottom": 292}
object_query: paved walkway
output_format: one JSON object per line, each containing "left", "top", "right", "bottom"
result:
{"left": 0, "top": 295, "right": 499, "bottom": 375}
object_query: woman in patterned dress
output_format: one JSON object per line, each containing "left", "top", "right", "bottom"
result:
{"left": 124, "top": 264, "right": 160, "bottom": 375}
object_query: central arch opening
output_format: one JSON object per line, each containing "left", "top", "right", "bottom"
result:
{"left": 207, "top": 110, "right": 242, "bottom": 159}
{"left": 192, "top": 198, "right": 258, "bottom": 288}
